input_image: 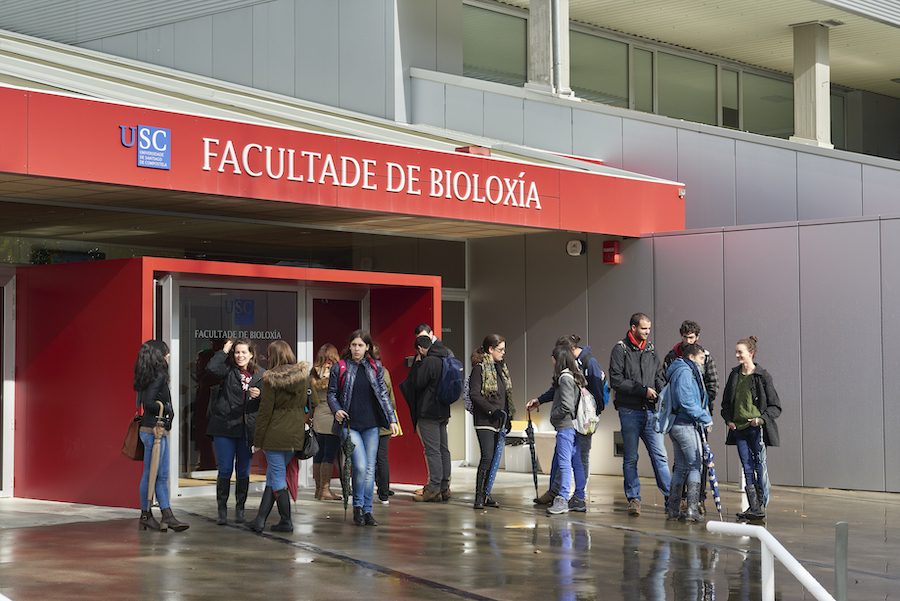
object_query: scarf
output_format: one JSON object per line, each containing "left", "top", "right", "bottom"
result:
{"left": 627, "top": 330, "right": 647, "bottom": 350}
{"left": 480, "top": 356, "right": 515, "bottom": 418}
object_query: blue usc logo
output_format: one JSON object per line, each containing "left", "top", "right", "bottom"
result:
{"left": 226, "top": 300, "right": 254, "bottom": 326}
{"left": 120, "top": 125, "right": 171, "bottom": 170}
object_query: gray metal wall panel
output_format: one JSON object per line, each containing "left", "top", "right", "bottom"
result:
{"left": 862, "top": 164, "right": 900, "bottom": 216}
{"left": 173, "top": 17, "right": 213, "bottom": 78}
{"left": 723, "top": 227, "right": 802, "bottom": 486}
{"left": 398, "top": 0, "right": 437, "bottom": 71}
{"left": 734, "top": 141, "right": 797, "bottom": 225}
{"left": 676, "top": 131, "right": 737, "bottom": 229}
{"left": 101, "top": 32, "right": 139, "bottom": 60}
{"left": 252, "top": 1, "right": 295, "bottom": 97}
{"left": 294, "top": 0, "right": 339, "bottom": 107}
{"left": 338, "top": 0, "right": 388, "bottom": 118}
{"left": 213, "top": 9, "right": 253, "bottom": 87}
{"left": 76, "top": 40, "right": 104, "bottom": 52}
{"left": 572, "top": 110, "right": 623, "bottom": 169}
{"left": 621, "top": 120, "right": 678, "bottom": 183}
{"left": 797, "top": 154, "right": 863, "bottom": 221}
{"left": 523, "top": 101, "right": 572, "bottom": 154}
{"left": 410, "top": 79, "right": 446, "bottom": 128}
{"left": 435, "top": 0, "right": 463, "bottom": 76}
{"left": 483, "top": 92, "right": 524, "bottom": 144}
{"left": 137, "top": 26, "right": 175, "bottom": 68}
{"left": 799, "top": 221, "right": 884, "bottom": 490}
{"left": 445, "top": 86, "right": 485, "bottom": 137}
{"left": 880, "top": 218, "right": 900, "bottom": 492}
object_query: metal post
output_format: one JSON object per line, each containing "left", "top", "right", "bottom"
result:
{"left": 761, "top": 542, "right": 776, "bottom": 601}
{"left": 835, "top": 522, "right": 848, "bottom": 601}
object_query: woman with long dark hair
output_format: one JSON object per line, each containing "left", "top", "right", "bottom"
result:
{"left": 309, "top": 343, "right": 342, "bottom": 501}
{"left": 133, "top": 340, "right": 189, "bottom": 532}
{"left": 205, "top": 337, "right": 264, "bottom": 525}
{"left": 246, "top": 340, "right": 315, "bottom": 533}
{"left": 546, "top": 345, "right": 587, "bottom": 516}
{"left": 720, "top": 336, "right": 781, "bottom": 521}
{"left": 468, "top": 334, "right": 514, "bottom": 509}
{"left": 327, "top": 330, "right": 400, "bottom": 526}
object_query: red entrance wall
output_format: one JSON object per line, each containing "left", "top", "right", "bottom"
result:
{"left": 15, "top": 257, "right": 437, "bottom": 507}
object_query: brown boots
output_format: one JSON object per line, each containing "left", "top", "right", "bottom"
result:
{"left": 318, "top": 462, "right": 341, "bottom": 500}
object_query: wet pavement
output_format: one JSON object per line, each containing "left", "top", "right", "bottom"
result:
{"left": 1, "top": 469, "right": 898, "bottom": 600}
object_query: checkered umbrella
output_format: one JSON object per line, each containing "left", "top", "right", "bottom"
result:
{"left": 698, "top": 426, "right": 723, "bottom": 520}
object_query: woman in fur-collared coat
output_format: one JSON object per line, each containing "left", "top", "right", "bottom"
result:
{"left": 246, "top": 340, "right": 316, "bottom": 534}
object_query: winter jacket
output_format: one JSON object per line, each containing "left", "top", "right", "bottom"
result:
{"left": 609, "top": 337, "right": 666, "bottom": 411}
{"left": 327, "top": 357, "right": 397, "bottom": 434}
{"left": 663, "top": 343, "right": 720, "bottom": 411}
{"left": 665, "top": 358, "right": 712, "bottom": 426}
{"left": 469, "top": 361, "right": 509, "bottom": 431}
{"left": 720, "top": 364, "right": 781, "bottom": 447}
{"left": 550, "top": 369, "right": 579, "bottom": 431}
{"left": 205, "top": 349, "right": 265, "bottom": 441}
{"left": 310, "top": 363, "right": 336, "bottom": 436}
{"left": 399, "top": 342, "right": 452, "bottom": 427}
{"left": 254, "top": 362, "right": 315, "bottom": 451}
{"left": 139, "top": 371, "right": 174, "bottom": 430}
{"left": 536, "top": 346, "right": 609, "bottom": 413}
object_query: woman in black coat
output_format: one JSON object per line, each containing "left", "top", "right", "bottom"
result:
{"left": 720, "top": 335, "right": 781, "bottom": 521}
{"left": 205, "top": 337, "right": 264, "bottom": 525}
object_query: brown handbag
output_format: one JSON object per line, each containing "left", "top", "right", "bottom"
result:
{"left": 121, "top": 393, "right": 144, "bottom": 461}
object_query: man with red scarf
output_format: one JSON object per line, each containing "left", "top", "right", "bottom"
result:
{"left": 609, "top": 313, "right": 670, "bottom": 516}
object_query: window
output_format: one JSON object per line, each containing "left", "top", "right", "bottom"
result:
{"left": 831, "top": 94, "right": 846, "bottom": 149}
{"left": 657, "top": 53, "right": 717, "bottom": 126}
{"left": 722, "top": 69, "right": 739, "bottom": 128}
{"left": 463, "top": 4, "right": 527, "bottom": 87}
{"left": 570, "top": 31, "right": 628, "bottom": 107}
{"left": 633, "top": 48, "right": 653, "bottom": 112}
{"left": 743, "top": 73, "right": 793, "bottom": 139}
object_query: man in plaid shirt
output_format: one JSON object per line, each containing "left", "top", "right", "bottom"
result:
{"left": 663, "top": 320, "right": 719, "bottom": 514}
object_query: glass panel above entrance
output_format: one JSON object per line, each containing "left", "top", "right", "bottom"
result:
{"left": 178, "top": 287, "right": 298, "bottom": 482}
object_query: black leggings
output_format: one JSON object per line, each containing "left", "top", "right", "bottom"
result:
{"left": 476, "top": 429, "right": 499, "bottom": 473}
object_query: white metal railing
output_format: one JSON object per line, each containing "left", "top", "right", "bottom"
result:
{"left": 707, "top": 521, "right": 836, "bottom": 601}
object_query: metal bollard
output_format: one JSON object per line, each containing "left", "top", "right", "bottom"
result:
{"left": 835, "top": 522, "right": 848, "bottom": 601}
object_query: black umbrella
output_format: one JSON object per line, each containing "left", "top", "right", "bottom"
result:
{"left": 698, "top": 426, "right": 723, "bottom": 520}
{"left": 340, "top": 422, "right": 356, "bottom": 521}
{"left": 526, "top": 409, "right": 539, "bottom": 499}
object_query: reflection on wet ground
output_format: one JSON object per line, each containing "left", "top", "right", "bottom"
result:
{"left": 1, "top": 470, "right": 897, "bottom": 600}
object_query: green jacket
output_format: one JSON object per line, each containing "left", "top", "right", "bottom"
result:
{"left": 254, "top": 361, "right": 316, "bottom": 451}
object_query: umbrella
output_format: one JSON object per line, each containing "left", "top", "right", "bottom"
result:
{"left": 340, "top": 422, "right": 355, "bottom": 521}
{"left": 485, "top": 411, "right": 508, "bottom": 496}
{"left": 698, "top": 426, "right": 723, "bottom": 520}
{"left": 525, "top": 410, "right": 539, "bottom": 499}
{"left": 147, "top": 401, "right": 166, "bottom": 503}
{"left": 757, "top": 440, "right": 770, "bottom": 507}
{"left": 285, "top": 455, "right": 299, "bottom": 501}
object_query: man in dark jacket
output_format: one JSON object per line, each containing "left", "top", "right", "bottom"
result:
{"left": 400, "top": 335, "right": 452, "bottom": 502}
{"left": 609, "top": 313, "right": 671, "bottom": 516}
{"left": 663, "top": 320, "right": 719, "bottom": 514}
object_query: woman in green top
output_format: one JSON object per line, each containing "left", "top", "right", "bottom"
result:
{"left": 720, "top": 336, "right": 781, "bottom": 521}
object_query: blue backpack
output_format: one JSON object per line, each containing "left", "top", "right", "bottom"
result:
{"left": 651, "top": 381, "right": 677, "bottom": 434}
{"left": 435, "top": 355, "right": 464, "bottom": 405}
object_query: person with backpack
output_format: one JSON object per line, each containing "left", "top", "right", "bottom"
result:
{"left": 545, "top": 345, "right": 587, "bottom": 515}
{"left": 468, "top": 334, "right": 514, "bottom": 509}
{"left": 399, "top": 335, "right": 454, "bottom": 502}
{"left": 327, "top": 330, "right": 400, "bottom": 526}
{"left": 663, "top": 343, "right": 713, "bottom": 522}
{"left": 527, "top": 334, "right": 609, "bottom": 511}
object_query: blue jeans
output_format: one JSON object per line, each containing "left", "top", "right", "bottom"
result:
{"left": 669, "top": 423, "right": 702, "bottom": 485}
{"left": 213, "top": 435, "right": 252, "bottom": 479}
{"left": 347, "top": 427, "right": 380, "bottom": 513}
{"left": 554, "top": 428, "right": 585, "bottom": 499}
{"left": 734, "top": 426, "right": 764, "bottom": 487}
{"left": 264, "top": 450, "right": 294, "bottom": 490}
{"left": 139, "top": 431, "right": 170, "bottom": 511}
{"left": 618, "top": 408, "right": 671, "bottom": 501}
{"left": 549, "top": 432, "right": 591, "bottom": 495}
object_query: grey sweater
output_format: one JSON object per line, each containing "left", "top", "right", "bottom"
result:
{"left": 550, "top": 370, "right": 578, "bottom": 431}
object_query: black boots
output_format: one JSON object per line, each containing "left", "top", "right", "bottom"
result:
{"left": 159, "top": 508, "right": 190, "bottom": 531}
{"left": 474, "top": 468, "right": 488, "bottom": 509}
{"left": 271, "top": 488, "right": 293, "bottom": 532}
{"left": 216, "top": 477, "right": 230, "bottom": 525}
{"left": 138, "top": 509, "right": 161, "bottom": 530}
{"left": 353, "top": 506, "right": 366, "bottom": 526}
{"left": 668, "top": 480, "right": 684, "bottom": 520}
{"left": 235, "top": 477, "right": 249, "bottom": 523}
{"left": 684, "top": 482, "right": 704, "bottom": 522}
{"left": 737, "top": 485, "right": 766, "bottom": 521}
{"left": 246, "top": 486, "right": 276, "bottom": 532}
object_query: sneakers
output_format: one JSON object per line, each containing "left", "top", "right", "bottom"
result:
{"left": 378, "top": 493, "right": 389, "bottom": 504}
{"left": 546, "top": 496, "right": 570, "bottom": 515}
{"left": 627, "top": 498, "right": 641, "bottom": 516}
{"left": 568, "top": 496, "right": 587, "bottom": 513}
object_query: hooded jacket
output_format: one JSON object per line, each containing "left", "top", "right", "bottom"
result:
{"left": 205, "top": 349, "right": 265, "bottom": 441}
{"left": 253, "top": 362, "right": 315, "bottom": 451}
{"left": 720, "top": 364, "right": 781, "bottom": 447}
{"left": 663, "top": 343, "right": 719, "bottom": 411}
{"left": 550, "top": 369, "right": 579, "bottom": 431}
{"left": 609, "top": 336, "right": 666, "bottom": 411}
